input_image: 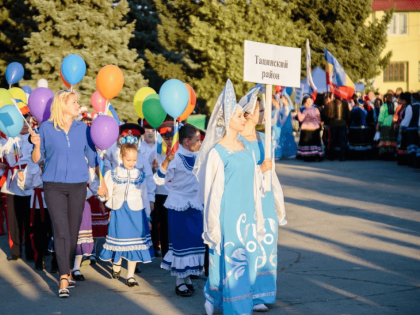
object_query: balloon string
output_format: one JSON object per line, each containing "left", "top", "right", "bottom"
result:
{"left": 9, "top": 84, "right": 11, "bottom": 89}
{"left": 104, "top": 100, "right": 109, "bottom": 115}
{"left": 70, "top": 85, "right": 73, "bottom": 92}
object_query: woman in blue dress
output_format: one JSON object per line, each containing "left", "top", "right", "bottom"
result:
{"left": 239, "top": 87, "right": 287, "bottom": 312}
{"left": 279, "top": 93, "right": 298, "bottom": 158}
{"left": 194, "top": 80, "right": 272, "bottom": 315}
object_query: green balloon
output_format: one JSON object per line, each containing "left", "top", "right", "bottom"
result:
{"left": 143, "top": 94, "right": 167, "bottom": 128}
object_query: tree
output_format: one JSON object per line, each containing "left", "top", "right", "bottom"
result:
{"left": 288, "top": 0, "right": 392, "bottom": 86}
{"left": 24, "top": 0, "right": 148, "bottom": 121}
{"left": 147, "top": 0, "right": 308, "bottom": 112}
{"left": 0, "top": 0, "right": 38, "bottom": 87}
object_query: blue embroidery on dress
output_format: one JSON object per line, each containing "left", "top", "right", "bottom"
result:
{"left": 111, "top": 168, "right": 145, "bottom": 185}
{"left": 178, "top": 154, "right": 195, "bottom": 171}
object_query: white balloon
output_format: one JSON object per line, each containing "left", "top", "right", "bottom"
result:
{"left": 37, "top": 79, "right": 48, "bottom": 88}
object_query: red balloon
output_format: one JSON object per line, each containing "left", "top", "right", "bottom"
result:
{"left": 60, "top": 69, "right": 71, "bottom": 88}
{"left": 91, "top": 91, "right": 106, "bottom": 113}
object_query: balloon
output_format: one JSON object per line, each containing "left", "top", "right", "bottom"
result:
{"left": 5, "top": 62, "right": 24, "bottom": 85}
{"left": 0, "top": 105, "right": 24, "bottom": 137}
{"left": 21, "top": 85, "right": 32, "bottom": 95}
{"left": 61, "top": 54, "right": 86, "bottom": 85}
{"left": 37, "top": 79, "right": 48, "bottom": 88}
{"left": 143, "top": 94, "right": 167, "bottom": 128}
{"left": 285, "top": 87, "right": 293, "bottom": 96}
{"left": 0, "top": 89, "right": 13, "bottom": 109}
{"left": 96, "top": 65, "right": 124, "bottom": 100}
{"left": 91, "top": 91, "right": 106, "bottom": 113}
{"left": 177, "top": 83, "right": 196, "bottom": 122}
{"left": 159, "top": 79, "right": 189, "bottom": 119}
{"left": 9, "top": 87, "right": 27, "bottom": 104}
{"left": 60, "top": 69, "right": 71, "bottom": 88}
{"left": 28, "top": 87, "right": 54, "bottom": 123}
{"left": 90, "top": 115, "right": 119, "bottom": 150}
{"left": 133, "top": 87, "right": 156, "bottom": 119}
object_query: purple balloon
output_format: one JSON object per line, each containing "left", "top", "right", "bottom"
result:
{"left": 90, "top": 115, "right": 119, "bottom": 150}
{"left": 28, "top": 87, "right": 54, "bottom": 123}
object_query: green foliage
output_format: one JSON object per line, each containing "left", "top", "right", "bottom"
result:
{"left": 23, "top": 0, "right": 148, "bottom": 122}
{"left": 288, "top": 0, "right": 392, "bottom": 85}
{"left": 147, "top": 0, "right": 308, "bottom": 112}
{"left": 0, "top": 0, "right": 38, "bottom": 86}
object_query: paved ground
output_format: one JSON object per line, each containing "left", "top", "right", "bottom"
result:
{"left": 0, "top": 159, "right": 419, "bottom": 314}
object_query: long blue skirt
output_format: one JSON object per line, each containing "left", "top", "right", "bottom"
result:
{"left": 161, "top": 207, "right": 205, "bottom": 277}
{"left": 100, "top": 201, "right": 154, "bottom": 263}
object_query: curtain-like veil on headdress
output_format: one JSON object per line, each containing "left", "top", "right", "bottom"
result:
{"left": 193, "top": 79, "right": 240, "bottom": 187}
{"left": 238, "top": 84, "right": 264, "bottom": 114}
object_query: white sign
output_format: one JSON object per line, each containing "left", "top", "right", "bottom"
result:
{"left": 294, "top": 83, "right": 304, "bottom": 104}
{"left": 244, "top": 40, "right": 301, "bottom": 88}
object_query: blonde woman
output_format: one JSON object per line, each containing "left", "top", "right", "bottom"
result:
{"left": 31, "top": 90, "right": 98, "bottom": 298}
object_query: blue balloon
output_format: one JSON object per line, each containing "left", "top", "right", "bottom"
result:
{"left": 22, "top": 85, "right": 32, "bottom": 95}
{"left": 0, "top": 105, "right": 24, "bottom": 137}
{"left": 5, "top": 62, "right": 24, "bottom": 85}
{"left": 61, "top": 54, "right": 86, "bottom": 85}
{"left": 159, "top": 79, "right": 189, "bottom": 118}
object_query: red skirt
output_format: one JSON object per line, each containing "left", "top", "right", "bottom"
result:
{"left": 89, "top": 196, "right": 109, "bottom": 238}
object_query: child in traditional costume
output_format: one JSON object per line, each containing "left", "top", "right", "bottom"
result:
{"left": 98, "top": 140, "right": 154, "bottom": 287}
{"left": 154, "top": 123, "right": 205, "bottom": 297}
{"left": 194, "top": 80, "right": 271, "bottom": 315}
{"left": 239, "top": 86, "right": 287, "bottom": 312}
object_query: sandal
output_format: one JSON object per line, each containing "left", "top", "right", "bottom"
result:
{"left": 58, "top": 278, "right": 70, "bottom": 298}
{"left": 111, "top": 264, "right": 121, "bottom": 279}
{"left": 126, "top": 277, "right": 139, "bottom": 287}
{"left": 186, "top": 283, "right": 195, "bottom": 292}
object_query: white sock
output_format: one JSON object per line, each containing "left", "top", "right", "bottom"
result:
{"left": 127, "top": 261, "right": 136, "bottom": 281}
{"left": 73, "top": 256, "right": 83, "bottom": 274}
{"left": 204, "top": 301, "right": 214, "bottom": 315}
{"left": 113, "top": 258, "right": 122, "bottom": 273}
{"left": 176, "top": 277, "right": 188, "bottom": 291}
{"left": 253, "top": 303, "right": 268, "bottom": 311}
{"left": 184, "top": 276, "right": 192, "bottom": 285}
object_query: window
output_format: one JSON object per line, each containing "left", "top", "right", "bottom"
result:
{"left": 388, "top": 13, "right": 408, "bottom": 35}
{"left": 383, "top": 62, "right": 407, "bottom": 82}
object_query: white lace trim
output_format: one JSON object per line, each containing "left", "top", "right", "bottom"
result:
{"left": 160, "top": 264, "right": 204, "bottom": 278}
{"left": 77, "top": 237, "right": 94, "bottom": 245}
{"left": 164, "top": 197, "right": 204, "bottom": 212}
{"left": 103, "top": 242, "right": 152, "bottom": 252}
{"left": 161, "top": 249, "right": 205, "bottom": 276}
{"left": 92, "top": 220, "right": 109, "bottom": 226}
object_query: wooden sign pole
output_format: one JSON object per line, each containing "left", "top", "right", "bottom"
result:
{"left": 264, "top": 84, "right": 272, "bottom": 191}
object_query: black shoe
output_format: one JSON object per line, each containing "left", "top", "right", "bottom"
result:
{"left": 189, "top": 275, "right": 199, "bottom": 280}
{"left": 111, "top": 264, "right": 121, "bottom": 279}
{"left": 126, "top": 277, "right": 139, "bottom": 287}
{"left": 89, "top": 256, "right": 97, "bottom": 265}
{"left": 72, "top": 270, "right": 85, "bottom": 281}
{"left": 35, "top": 260, "right": 44, "bottom": 270}
{"left": 175, "top": 284, "right": 193, "bottom": 297}
{"left": 7, "top": 255, "right": 21, "bottom": 261}
{"left": 135, "top": 266, "right": 141, "bottom": 274}
{"left": 186, "top": 283, "right": 195, "bottom": 292}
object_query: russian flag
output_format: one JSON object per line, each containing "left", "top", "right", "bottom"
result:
{"left": 324, "top": 49, "right": 355, "bottom": 100}
{"left": 157, "top": 133, "right": 169, "bottom": 155}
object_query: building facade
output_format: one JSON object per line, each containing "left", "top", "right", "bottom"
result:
{"left": 372, "top": 0, "right": 420, "bottom": 93}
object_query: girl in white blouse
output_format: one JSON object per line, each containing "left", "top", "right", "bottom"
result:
{"left": 154, "top": 124, "right": 204, "bottom": 297}
{"left": 98, "top": 141, "right": 153, "bottom": 287}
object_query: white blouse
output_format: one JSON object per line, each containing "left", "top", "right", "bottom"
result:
{"left": 154, "top": 146, "right": 203, "bottom": 211}
{"left": 100, "top": 165, "right": 151, "bottom": 215}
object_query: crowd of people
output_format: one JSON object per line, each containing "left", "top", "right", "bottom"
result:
{"left": 273, "top": 87, "right": 420, "bottom": 167}
{"left": 0, "top": 81, "right": 287, "bottom": 314}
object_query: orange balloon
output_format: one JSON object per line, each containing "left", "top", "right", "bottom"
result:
{"left": 60, "top": 69, "right": 71, "bottom": 88}
{"left": 96, "top": 65, "right": 124, "bottom": 100}
{"left": 177, "top": 83, "right": 196, "bottom": 122}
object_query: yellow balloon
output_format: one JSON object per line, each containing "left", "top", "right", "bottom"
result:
{"left": 133, "top": 87, "right": 156, "bottom": 119}
{"left": 9, "top": 87, "right": 27, "bottom": 104}
{"left": 0, "top": 88, "right": 13, "bottom": 109}
{"left": 107, "top": 110, "right": 113, "bottom": 117}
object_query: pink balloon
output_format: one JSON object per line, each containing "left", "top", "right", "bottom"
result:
{"left": 91, "top": 91, "right": 106, "bottom": 113}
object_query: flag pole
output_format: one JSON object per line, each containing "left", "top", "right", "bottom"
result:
{"left": 264, "top": 84, "right": 272, "bottom": 191}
